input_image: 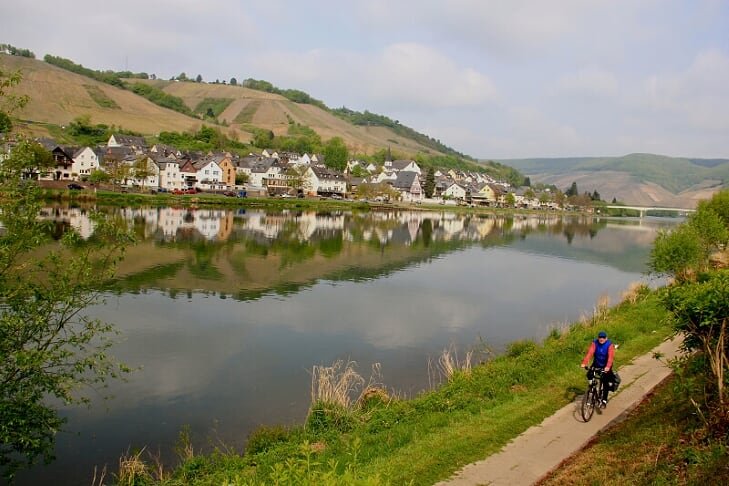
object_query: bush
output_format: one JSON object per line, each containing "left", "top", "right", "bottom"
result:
{"left": 246, "top": 424, "right": 291, "bottom": 454}
{"left": 306, "top": 401, "right": 356, "bottom": 434}
{"left": 506, "top": 339, "right": 538, "bottom": 358}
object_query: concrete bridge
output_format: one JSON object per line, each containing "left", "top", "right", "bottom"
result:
{"left": 604, "top": 205, "right": 696, "bottom": 218}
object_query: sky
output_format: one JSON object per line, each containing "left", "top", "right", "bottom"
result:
{"left": 2, "top": 0, "right": 728, "bottom": 159}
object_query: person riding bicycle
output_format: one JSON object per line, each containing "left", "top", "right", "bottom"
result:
{"left": 581, "top": 331, "right": 616, "bottom": 407}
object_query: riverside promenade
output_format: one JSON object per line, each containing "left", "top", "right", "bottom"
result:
{"left": 437, "top": 336, "right": 683, "bottom": 486}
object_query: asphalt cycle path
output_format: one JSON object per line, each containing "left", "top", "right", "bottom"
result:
{"left": 436, "top": 336, "right": 683, "bottom": 486}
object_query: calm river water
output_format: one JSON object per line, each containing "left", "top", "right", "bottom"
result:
{"left": 17, "top": 207, "right": 675, "bottom": 485}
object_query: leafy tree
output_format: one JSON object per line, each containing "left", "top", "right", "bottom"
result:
{"left": 253, "top": 129, "right": 274, "bottom": 149}
{"left": 349, "top": 164, "right": 368, "bottom": 178}
{"left": 505, "top": 193, "right": 516, "bottom": 207}
{"left": 230, "top": 77, "right": 237, "bottom": 86}
{"left": 0, "top": 69, "right": 29, "bottom": 118}
{"left": 235, "top": 172, "right": 249, "bottom": 185}
{"left": 322, "top": 137, "right": 348, "bottom": 172}
{"left": 538, "top": 192, "right": 551, "bottom": 205}
{"left": 662, "top": 271, "right": 729, "bottom": 426}
{"left": 565, "top": 181, "right": 578, "bottom": 197}
{"left": 0, "top": 138, "right": 132, "bottom": 480}
{"left": 88, "top": 169, "right": 110, "bottom": 184}
{"left": 687, "top": 204, "right": 729, "bottom": 255}
{"left": 133, "top": 156, "right": 154, "bottom": 190}
{"left": 177, "top": 72, "right": 188, "bottom": 81}
{"left": 205, "top": 107, "right": 215, "bottom": 119}
{"left": 591, "top": 190, "right": 601, "bottom": 201}
{"left": 700, "top": 190, "right": 729, "bottom": 228}
{"left": 0, "top": 111, "right": 10, "bottom": 133}
{"left": 424, "top": 167, "right": 436, "bottom": 198}
{"left": 524, "top": 188, "right": 536, "bottom": 200}
{"left": 650, "top": 225, "right": 705, "bottom": 282}
{"left": 195, "top": 74, "right": 202, "bottom": 83}
{"left": 523, "top": 176, "right": 531, "bottom": 187}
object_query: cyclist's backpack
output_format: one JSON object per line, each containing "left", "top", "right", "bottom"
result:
{"left": 611, "top": 372, "right": 622, "bottom": 391}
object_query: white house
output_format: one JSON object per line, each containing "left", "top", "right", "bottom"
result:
{"left": 388, "top": 159, "right": 421, "bottom": 174}
{"left": 443, "top": 182, "right": 467, "bottom": 200}
{"left": 157, "top": 160, "right": 183, "bottom": 191}
{"left": 194, "top": 159, "right": 224, "bottom": 190}
{"left": 72, "top": 147, "right": 101, "bottom": 180}
{"left": 303, "top": 166, "right": 347, "bottom": 196}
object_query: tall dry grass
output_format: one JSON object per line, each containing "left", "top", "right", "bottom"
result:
{"left": 621, "top": 281, "right": 649, "bottom": 304}
{"left": 428, "top": 344, "right": 473, "bottom": 387}
{"left": 310, "top": 360, "right": 384, "bottom": 410}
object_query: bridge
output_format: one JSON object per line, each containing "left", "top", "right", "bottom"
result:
{"left": 604, "top": 205, "right": 696, "bottom": 218}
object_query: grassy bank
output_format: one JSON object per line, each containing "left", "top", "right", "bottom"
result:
{"left": 112, "top": 289, "right": 674, "bottom": 485}
{"left": 539, "top": 373, "right": 729, "bottom": 485}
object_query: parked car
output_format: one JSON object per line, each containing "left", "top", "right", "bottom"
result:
{"left": 331, "top": 194, "right": 343, "bottom": 200}
{"left": 279, "top": 193, "right": 294, "bottom": 198}
{"left": 67, "top": 183, "right": 84, "bottom": 190}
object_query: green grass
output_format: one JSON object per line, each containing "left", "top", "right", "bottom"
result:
{"left": 194, "top": 97, "right": 233, "bottom": 118}
{"left": 234, "top": 101, "right": 261, "bottom": 124}
{"left": 121, "top": 290, "right": 673, "bottom": 485}
{"left": 540, "top": 374, "right": 729, "bottom": 485}
{"left": 83, "top": 84, "right": 120, "bottom": 109}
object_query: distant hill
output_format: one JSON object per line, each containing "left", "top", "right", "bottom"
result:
{"left": 1, "top": 52, "right": 467, "bottom": 159}
{"left": 499, "top": 153, "right": 729, "bottom": 208}
{"left": 128, "top": 78, "right": 455, "bottom": 156}
{"left": 0, "top": 53, "right": 207, "bottom": 137}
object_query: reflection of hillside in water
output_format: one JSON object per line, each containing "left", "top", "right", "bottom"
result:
{"left": 41, "top": 206, "right": 633, "bottom": 298}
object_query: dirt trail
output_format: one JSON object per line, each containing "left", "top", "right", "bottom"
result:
{"left": 436, "top": 337, "right": 683, "bottom": 486}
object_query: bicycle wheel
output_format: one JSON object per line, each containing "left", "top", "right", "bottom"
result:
{"left": 581, "top": 384, "right": 596, "bottom": 421}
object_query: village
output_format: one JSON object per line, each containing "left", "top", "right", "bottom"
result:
{"left": 30, "top": 133, "right": 565, "bottom": 210}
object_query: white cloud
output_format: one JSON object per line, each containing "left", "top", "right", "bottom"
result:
{"left": 250, "top": 43, "right": 497, "bottom": 110}
{"left": 556, "top": 66, "right": 619, "bottom": 98}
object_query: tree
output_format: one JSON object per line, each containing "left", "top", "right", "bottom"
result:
{"left": 565, "top": 181, "right": 578, "bottom": 197}
{"left": 133, "top": 156, "right": 154, "bottom": 191}
{"left": 505, "top": 193, "right": 516, "bottom": 207}
{"left": 523, "top": 176, "right": 531, "bottom": 187}
{"left": 650, "top": 225, "right": 705, "bottom": 282}
{"left": 235, "top": 172, "right": 249, "bottom": 185}
{"left": 591, "top": 190, "right": 601, "bottom": 201}
{"left": 0, "top": 69, "right": 29, "bottom": 122}
{"left": 524, "top": 188, "right": 536, "bottom": 201}
{"left": 322, "top": 137, "right": 348, "bottom": 172}
{"left": 177, "top": 72, "right": 188, "bottom": 81}
{"left": 0, "top": 111, "right": 11, "bottom": 133}
{"left": 195, "top": 74, "right": 202, "bottom": 82}
{"left": 230, "top": 77, "right": 237, "bottom": 86}
{"left": 0, "top": 138, "right": 132, "bottom": 480}
{"left": 424, "top": 167, "right": 436, "bottom": 198}
{"left": 88, "top": 169, "right": 110, "bottom": 185}
{"left": 205, "top": 107, "right": 215, "bottom": 119}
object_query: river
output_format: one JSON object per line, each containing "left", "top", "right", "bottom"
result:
{"left": 16, "top": 207, "right": 675, "bottom": 485}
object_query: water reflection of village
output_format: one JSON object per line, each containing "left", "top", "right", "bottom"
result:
{"left": 39, "top": 206, "right": 615, "bottom": 298}
{"left": 41, "top": 205, "right": 605, "bottom": 246}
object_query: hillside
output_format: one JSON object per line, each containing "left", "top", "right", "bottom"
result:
{"left": 1, "top": 52, "right": 463, "bottom": 158}
{"left": 500, "top": 154, "right": 729, "bottom": 207}
{"left": 129, "top": 79, "right": 450, "bottom": 156}
{"left": 0, "top": 53, "right": 209, "bottom": 137}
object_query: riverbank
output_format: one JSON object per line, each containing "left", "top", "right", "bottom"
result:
{"left": 40, "top": 187, "right": 595, "bottom": 217}
{"left": 539, "top": 373, "right": 729, "bottom": 485}
{"left": 112, "top": 286, "right": 674, "bottom": 485}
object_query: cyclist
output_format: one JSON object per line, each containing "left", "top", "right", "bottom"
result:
{"left": 581, "top": 331, "right": 616, "bottom": 407}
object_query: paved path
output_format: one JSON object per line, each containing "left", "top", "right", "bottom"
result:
{"left": 436, "top": 336, "right": 683, "bottom": 486}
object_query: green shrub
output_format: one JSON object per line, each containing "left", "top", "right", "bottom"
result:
{"left": 306, "top": 401, "right": 357, "bottom": 434}
{"left": 506, "top": 339, "right": 537, "bottom": 358}
{"left": 246, "top": 424, "right": 291, "bottom": 454}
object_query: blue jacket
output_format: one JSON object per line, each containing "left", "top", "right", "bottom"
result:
{"left": 593, "top": 338, "right": 612, "bottom": 368}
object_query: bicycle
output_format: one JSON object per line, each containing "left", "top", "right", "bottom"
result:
{"left": 581, "top": 366, "right": 606, "bottom": 422}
